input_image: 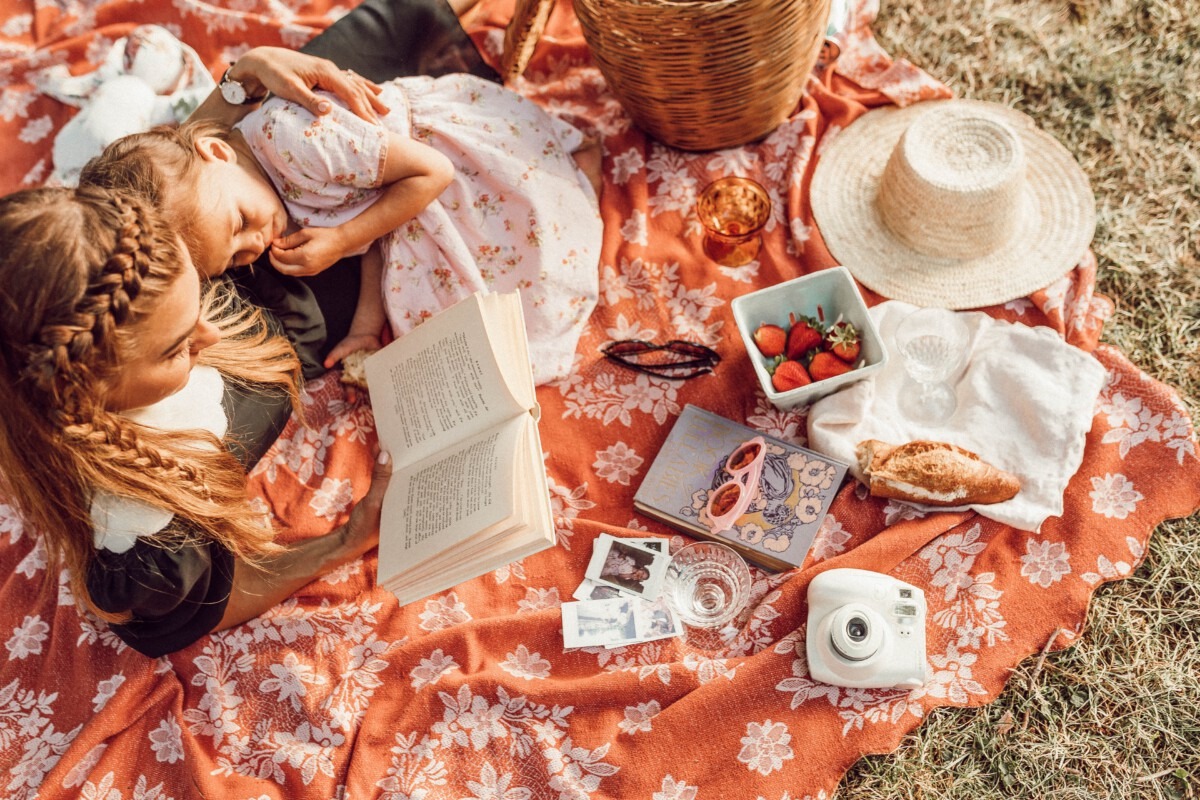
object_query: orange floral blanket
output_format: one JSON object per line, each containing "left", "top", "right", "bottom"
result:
{"left": 2, "top": 0, "right": 1199, "bottom": 797}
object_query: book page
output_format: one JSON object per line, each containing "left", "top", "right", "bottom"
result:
{"left": 381, "top": 412, "right": 555, "bottom": 605}
{"left": 376, "top": 412, "right": 529, "bottom": 584}
{"left": 365, "top": 293, "right": 534, "bottom": 470}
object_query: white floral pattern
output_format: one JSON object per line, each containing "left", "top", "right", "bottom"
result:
{"left": 1020, "top": 539, "right": 1072, "bottom": 589}
{"left": 1089, "top": 473, "right": 1144, "bottom": 519}
{"left": 738, "top": 720, "right": 794, "bottom": 776}
{"left": 0, "top": 1, "right": 1196, "bottom": 798}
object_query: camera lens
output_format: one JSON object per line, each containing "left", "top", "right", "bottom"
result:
{"left": 828, "top": 604, "right": 884, "bottom": 663}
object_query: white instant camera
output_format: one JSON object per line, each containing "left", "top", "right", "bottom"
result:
{"left": 806, "top": 568, "right": 929, "bottom": 690}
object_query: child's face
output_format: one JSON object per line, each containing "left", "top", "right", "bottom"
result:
{"left": 189, "top": 137, "right": 289, "bottom": 278}
{"left": 103, "top": 259, "right": 221, "bottom": 412}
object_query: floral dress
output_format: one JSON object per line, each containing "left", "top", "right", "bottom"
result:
{"left": 238, "top": 74, "right": 603, "bottom": 385}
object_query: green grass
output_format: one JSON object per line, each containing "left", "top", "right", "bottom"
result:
{"left": 838, "top": 1, "right": 1200, "bottom": 797}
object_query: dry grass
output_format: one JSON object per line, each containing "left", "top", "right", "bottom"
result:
{"left": 838, "top": 1, "right": 1200, "bottom": 798}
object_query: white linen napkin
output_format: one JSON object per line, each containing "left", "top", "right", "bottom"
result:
{"left": 807, "top": 301, "right": 1107, "bottom": 531}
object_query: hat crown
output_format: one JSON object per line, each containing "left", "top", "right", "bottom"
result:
{"left": 877, "top": 105, "right": 1027, "bottom": 259}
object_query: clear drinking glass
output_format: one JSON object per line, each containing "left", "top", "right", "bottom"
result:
{"left": 893, "top": 307, "right": 970, "bottom": 424}
{"left": 697, "top": 177, "right": 771, "bottom": 267}
{"left": 664, "top": 541, "right": 752, "bottom": 629}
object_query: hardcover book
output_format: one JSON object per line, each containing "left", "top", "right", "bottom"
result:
{"left": 633, "top": 404, "right": 848, "bottom": 572}
{"left": 364, "top": 291, "right": 554, "bottom": 606}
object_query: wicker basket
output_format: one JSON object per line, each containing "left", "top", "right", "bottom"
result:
{"left": 574, "top": 0, "right": 832, "bottom": 151}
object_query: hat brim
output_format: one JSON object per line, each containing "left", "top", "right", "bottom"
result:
{"left": 810, "top": 99, "right": 1096, "bottom": 309}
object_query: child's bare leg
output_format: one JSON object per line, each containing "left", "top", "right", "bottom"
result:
{"left": 572, "top": 138, "right": 603, "bottom": 198}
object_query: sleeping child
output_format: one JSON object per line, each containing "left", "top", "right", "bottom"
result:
{"left": 81, "top": 73, "right": 603, "bottom": 385}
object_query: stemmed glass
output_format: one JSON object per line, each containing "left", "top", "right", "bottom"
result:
{"left": 664, "top": 541, "right": 752, "bottom": 630}
{"left": 893, "top": 307, "right": 970, "bottom": 424}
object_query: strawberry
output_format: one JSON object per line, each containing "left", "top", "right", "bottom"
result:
{"left": 809, "top": 351, "right": 854, "bottom": 382}
{"left": 752, "top": 323, "right": 787, "bottom": 357}
{"left": 825, "top": 320, "right": 861, "bottom": 363}
{"left": 771, "top": 359, "right": 812, "bottom": 392}
{"left": 785, "top": 314, "right": 824, "bottom": 360}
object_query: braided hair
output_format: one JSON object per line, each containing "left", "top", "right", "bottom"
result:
{"left": 0, "top": 187, "right": 299, "bottom": 621}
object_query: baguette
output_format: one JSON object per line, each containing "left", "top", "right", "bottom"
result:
{"left": 856, "top": 439, "right": 1021, "bottom": 506}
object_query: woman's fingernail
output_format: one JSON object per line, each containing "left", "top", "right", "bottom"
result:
{"left": 377, "top": 451, "right": 391, "bottom": 465}
{"left": 317, "top": 100, "right": 332, "bottom": 114}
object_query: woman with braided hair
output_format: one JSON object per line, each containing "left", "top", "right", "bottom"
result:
{"left": 0, "top": 186, "right": 392, "bottom": 657}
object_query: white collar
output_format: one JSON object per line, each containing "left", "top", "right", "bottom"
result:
{"left": 91, "top": 366, "right": 227, "bottom": 553}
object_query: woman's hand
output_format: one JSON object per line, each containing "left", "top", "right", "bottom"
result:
{"left": 190, "top": 47, "right": 389, "bottom": 127}
{"left": 229, "top": 47, "right": 389, "bottom": 122}
{"left": 336, "top": 450, "right": 392, "bottom": 562}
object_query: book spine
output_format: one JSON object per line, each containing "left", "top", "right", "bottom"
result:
{"left": 632, "top": 502, "right": 793, "bottom": 573}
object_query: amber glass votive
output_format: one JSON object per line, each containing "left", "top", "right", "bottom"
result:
{"left": 697, "top": 177, "right": 772, "bottom": 267}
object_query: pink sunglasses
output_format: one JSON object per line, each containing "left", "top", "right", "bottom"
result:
{"left": 705, "top": 437, "right": 766, "bottom": 534}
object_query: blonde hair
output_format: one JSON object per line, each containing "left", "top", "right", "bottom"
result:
{"left": 79, "top": 119, "right": 230, "bottom": 255}
{"left": 0, "top": 186, "right": 300, "bottom": 621}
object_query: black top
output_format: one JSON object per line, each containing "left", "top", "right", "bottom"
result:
{"left": 87, "top": 530, "right": 235, "bottom": 658}
{"left": 82, "top": 0, "right": 498, "bottom": 658}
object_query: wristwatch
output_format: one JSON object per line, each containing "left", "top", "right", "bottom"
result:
{"left": 218, "top": 66, "right": 266, "bottom": 105}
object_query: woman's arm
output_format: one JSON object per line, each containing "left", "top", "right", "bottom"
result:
{"left": 216, "top": 450, "right": 392, "bottom": 629}
{"left": 267, "top": 131, "right": 455, "bottom": 276}
{"left": 189, "top": 47, "right": 390, "bottom": 128}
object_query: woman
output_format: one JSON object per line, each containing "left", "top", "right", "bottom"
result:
{"left": 0, "top": 185, "right": 391, "bottom": 657}
{"left": 0, "top": 4, "right": 483, "bottom": 656}
{"left": 0, "top": 44, "right": 402, "bottom": 657}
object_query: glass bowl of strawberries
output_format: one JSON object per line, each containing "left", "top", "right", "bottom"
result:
{"left": 731, "top": 266, "right": 888, "bottom": 409}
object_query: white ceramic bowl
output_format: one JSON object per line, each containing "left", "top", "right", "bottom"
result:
{"left": 732, "top": 266, "right": 887, "bottom": 409}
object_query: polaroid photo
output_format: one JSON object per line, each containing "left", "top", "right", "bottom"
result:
{"left": 626, "top": 537, "right": 667, "bottom": 553}
{"left": 572, "top": 578, "right": 625, "bottom": 601}
{"left": 632, "top": 597, "right": 684, "bottom": 644}
{"left": 561, "top": 597, "right": 685, "bottom": 649}
{"left": 585, "top": 533, "right": 670, "bottom": 600}
{"left": 562, "top": 597, "right": 640, "bottom": 649}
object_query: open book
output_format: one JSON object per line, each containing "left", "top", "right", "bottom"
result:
{"left": 363, "top": 292, "right": 554, "bottom": 607}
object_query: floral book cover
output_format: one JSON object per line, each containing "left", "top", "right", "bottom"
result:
{"left": 633, "top": 404, "right": 848, "bottom": 572}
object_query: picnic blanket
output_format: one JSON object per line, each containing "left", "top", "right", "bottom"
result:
{"left": 2, "top": 0, "right": 1199, "bottom": 797}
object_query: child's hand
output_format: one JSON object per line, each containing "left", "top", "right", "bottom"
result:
{"left": 268, "top": 227, "right": 347, "bottom": 276}
{"left": 325, "top": 333, "right": 383, "bottom": 371}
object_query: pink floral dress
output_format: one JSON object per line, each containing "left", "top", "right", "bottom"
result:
{"left": 237, "top": 74, "right": 602, "bottom": 384}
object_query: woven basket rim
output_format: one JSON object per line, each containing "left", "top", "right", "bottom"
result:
{"left": 574, "top": 0, "right": 831, "bottom": 150}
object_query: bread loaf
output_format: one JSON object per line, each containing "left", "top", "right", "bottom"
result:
{"left": 856, "top": 439, "right": 1021, "bottom": 506}
{"left": 339, "top": 349, "right": 374, "bottom": 390}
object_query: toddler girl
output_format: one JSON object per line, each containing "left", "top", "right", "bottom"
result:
{"left": 83, "top": 73, "right": 603, "bottom": 384}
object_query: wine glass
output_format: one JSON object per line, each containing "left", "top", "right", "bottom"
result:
{"left": 893, "top": 307, "right": 970, "bottom": 424}
{"left": 664, "top": 541, "right": 752, "bottom": 629}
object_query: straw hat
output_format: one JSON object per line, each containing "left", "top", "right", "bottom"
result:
{"left": 810, "top": 99, "right": 1095, "bottom": 309}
